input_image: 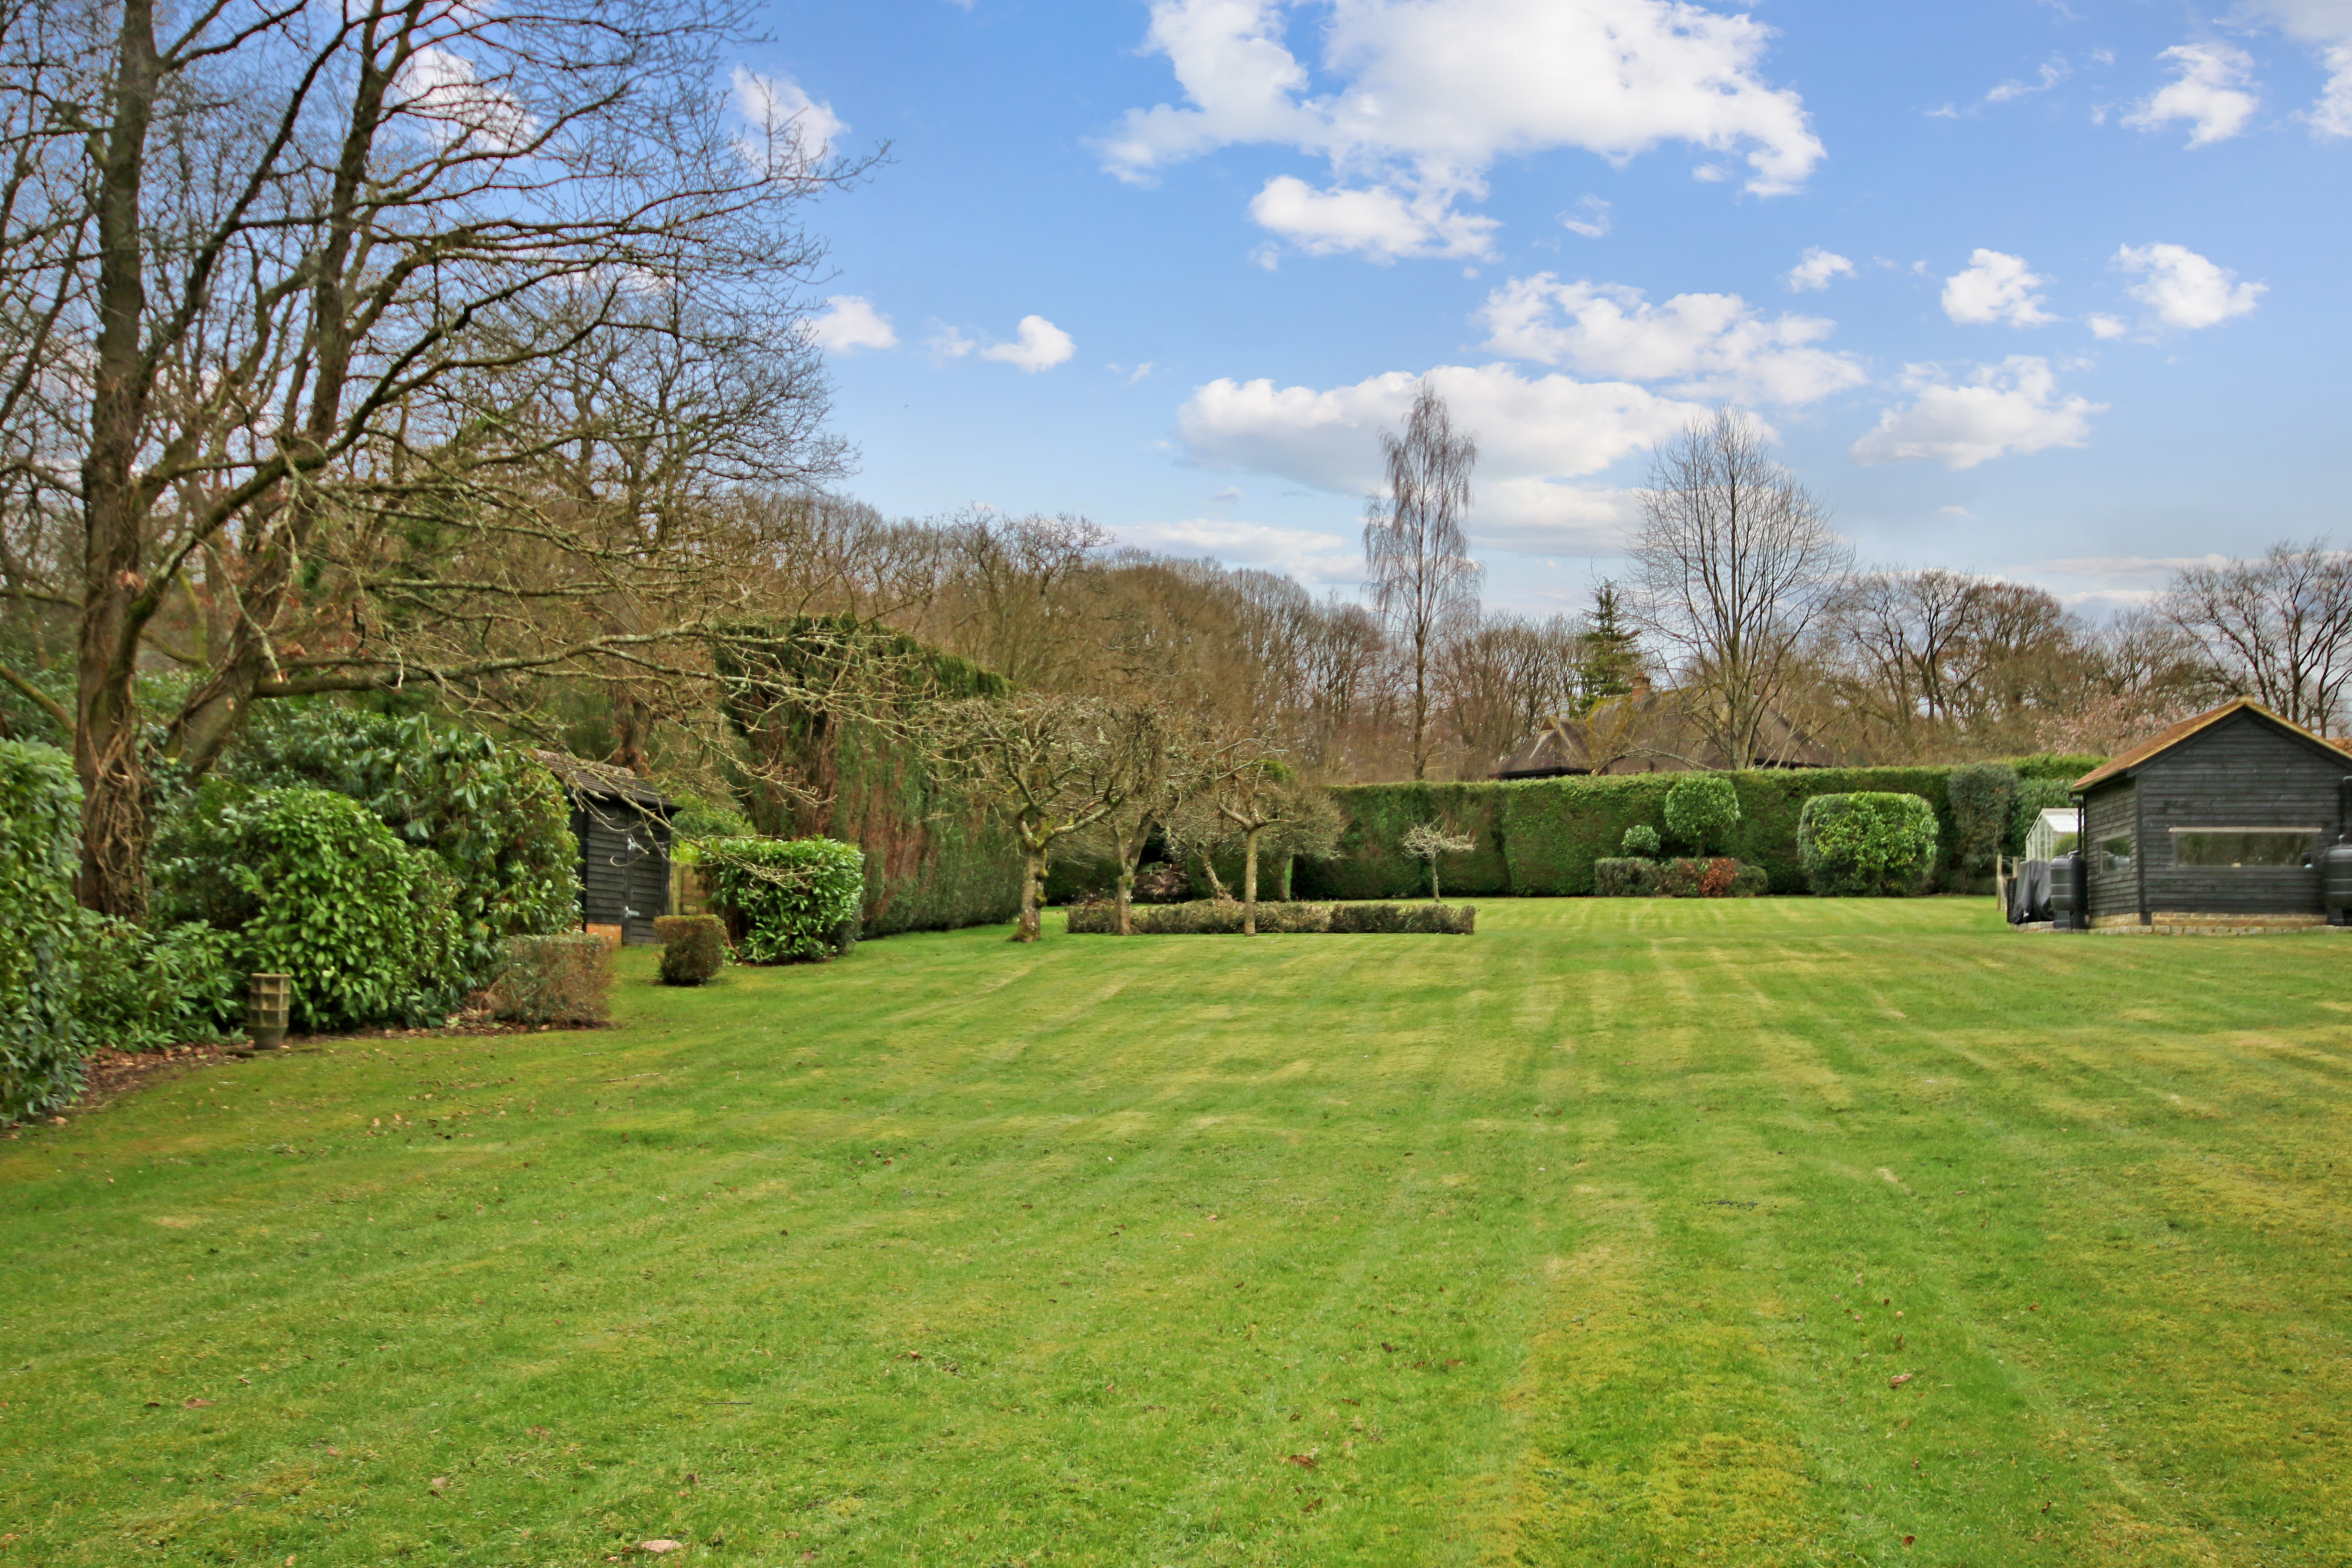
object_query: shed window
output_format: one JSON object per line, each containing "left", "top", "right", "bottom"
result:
{"left": 2099, "top": 836, "right": 2133, "bottom": 874}
{"left": 2170, "top": 827, "right": 2319, "bottom": 868}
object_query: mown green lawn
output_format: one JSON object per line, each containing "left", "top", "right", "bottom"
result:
{"left": 3, "top": 899, "right": 2349, "bottom": 1568}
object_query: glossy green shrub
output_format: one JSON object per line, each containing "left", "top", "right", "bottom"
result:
{"left": 701, "top": 837, "right": 867, "bottom": 963}
{"left": 654, "top": 914, "right": 729, "bottom": 986}
{"left": 74, "top": 916, "right": 242, "bottom": 1051}
{"left": 1798, "top": 793, "right": 1940, "bottom": 897}
{"left": 485, "top": 933, "right": 612, "bottom": 1026}
{"left": 153, "top": 781, "right": 465, "bottom": 1032}
{"left": 1663, "top": 775, "right": 1741, "bottom": 854}
{"left": 0, "top": 741, "right": 85, "bottom": 1121}
{"left": 221, "top": 706, "right": 579, "bottom": 988}
{"left": 1620, "top": 824, "right": 1661, "bottom": 858}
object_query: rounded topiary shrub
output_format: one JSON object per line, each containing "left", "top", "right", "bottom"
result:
{"left": 1797, "top": 792, "right": 1939, "bottom": 897}
{"left": 699, "top": 837, "right": 866, "bottom": 963}
{"left": 1620, "top": 823, "right": 1662, "bottom": 858}
{"left": 153, "top": 781, "right": 466, "bottom": 1032}
{"left": 654, "top": 914, "right": 729, "bottom": 986}
{"left": 0, "top": 741, "right": 86, "bottom": 1121}
{"left": 1663, "top": 774, "right": 1741, "bottom": 854}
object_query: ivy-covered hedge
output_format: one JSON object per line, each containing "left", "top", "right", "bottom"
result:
{"left": 0, "top": 741, "right": 87, "bottom": 1121}
{"left": 699, "top": 836, "right": 866, "bottom": 963}
{"left": 1295, "top": 756, "right": 2101, "bottom": 900}
{"left": 717, "top": 617, "right": 1021, "bottom": 937}
{"left": 153, "top": 782, "right": 466, "bottom": 1032}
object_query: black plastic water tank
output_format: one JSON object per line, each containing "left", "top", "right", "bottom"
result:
{"left": 2050, "top": 853, "right": 2083, "bottom": 930}
{"left": 2324, "top": 839, "right": 2352, "bottom": 926}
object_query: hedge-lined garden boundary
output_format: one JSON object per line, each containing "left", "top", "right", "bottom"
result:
{"left": 718, "top": 616, "right": 1022, "bottom": 937}
{"left": 1295, "top": 755, "right": 2099, "bottom": 900}
{"left": 1066, "top": 899, "right": 1475, "bottom": 935}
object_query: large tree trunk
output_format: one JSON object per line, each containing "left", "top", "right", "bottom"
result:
{"left": 74, "top": 0, "right": 165, "bottom": 918}
{"left": 1243, "top": 825, "right": 1261, "bottom": 936}
{"left": 1014, "top": 819, "right": 1047, "bottom": 942}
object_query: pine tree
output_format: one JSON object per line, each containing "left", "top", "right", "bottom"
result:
{"left": 1574, "top": 582, "right": 1644, "bottom": 715}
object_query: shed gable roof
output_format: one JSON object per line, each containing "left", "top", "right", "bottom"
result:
{"left": 2070, "top": 698, "right": 2351, "bottom": 793}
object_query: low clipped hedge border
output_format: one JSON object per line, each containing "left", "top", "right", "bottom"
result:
{"left": 1296, "top": 755, "right": 2100, "bottom": 900}
{"left": 1066, "top": 899, "right": 1475, "bottom": 935}
{"left": 1593, "top": 857, "right": 1769, "bottom": 898}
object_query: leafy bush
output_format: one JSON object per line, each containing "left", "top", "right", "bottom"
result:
{"left": 1658, "top": 857, "right": 1743, "bottom": 897}
{"left": 484, "top": 933, "right": 612, "bottom": 1025}
{"left": 701, "top": 837, "right": 867, "bottom": 963}
{"left": 221, "top": 706, "right": 579, "bottom": 986}
{"left": 654, "top": 914, "right": 729, "bottom": 986}
{"left": 1330, "top": 902, "right": 1475, "bottom": 934}
{"left": 1593, "top": 858, "right": 1661, "bottom": 897}
{"left": 1947, "top": 763, "right": 2019, "bottom": 877}
{"left": 74, "top": 917, "right": 242, "bottom": 1052}
{"left": 153, "top": 781, "right": 466, "bottom": 1032}
{"left": 1068, "top": 898, "right": 1335, "bottom": 934}
{"left": 1798, "top": 793, "right": 1940, "bottom": 897}
{"left": 1731, "top": 863, "right": 1769, "bottom": 898}
{"left": 0, "top": 741, "right": 86, "bottom": 1121}
{"left": 1620, "top": 824, "right": 1662, "bottom": 858}
{"left": 1663, "top": 775, "right": 1742, "bottom": 853}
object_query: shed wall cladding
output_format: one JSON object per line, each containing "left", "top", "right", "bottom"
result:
{"left": 2133, "top": 710, "right": 2343, "bottom": 917}
{"left": 573, "top": 801, "right": 671, "bottom": 945}
{"left": 2082, "top": 782, "right": 2137, "bottom": 920}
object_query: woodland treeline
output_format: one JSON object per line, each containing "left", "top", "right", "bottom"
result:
{"left": 2, "top": 0, "right": 2345, "bottom": 923}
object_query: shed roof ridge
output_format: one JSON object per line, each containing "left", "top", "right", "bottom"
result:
{"left": 2070, "top": 698, "right": 2351, "bottom": 793}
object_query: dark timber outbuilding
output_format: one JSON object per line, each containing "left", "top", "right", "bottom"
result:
{"left": 533, "top": 751, "right": 675, "bottom": 945}
{"left": 2070, "top": 698, "right": 2352, "bottom": 931}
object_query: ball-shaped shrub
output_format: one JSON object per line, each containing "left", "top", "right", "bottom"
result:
{"left": 1797, "top": 792, "right": 1939, "bottom": 897}
{"left": 153, "top": 781, "right": 466, "bottom": 1032}
{"left": 0, "top": 741, "right": 86, "bottom": 1121}
{"left": 699, "top": 837, "right": 866, "bottom": 963}
{"left": 654, "top": 914, "right": 729, "bottom": 986}
{"left": 1663, "top": 774, "right": 1741, "bottom": 854}
{"left": 1620, "top": 823, "right": 1662, "bottom": 859}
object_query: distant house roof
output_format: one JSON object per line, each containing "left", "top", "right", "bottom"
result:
{"left": 1495, "top": 688, "right": 1833, "bottom": 778}
{"left": 530, "top": 750, "right": 677, "bottom": 810}
{"left": 2069, "top": 698, "right": 2352, "bottom": 793}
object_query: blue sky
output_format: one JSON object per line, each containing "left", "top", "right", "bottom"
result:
{"left": 752, "top": 0, "right": 2352, "bottom": 618}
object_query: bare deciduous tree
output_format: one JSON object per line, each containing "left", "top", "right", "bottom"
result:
{"left": 1627, "top": 409, "right": 1850, "bottom": 770}
{"left": 2163, "top": 542, "right": 2352, "bottom": 732}
{"left": 1364, "top": 382, "right": 1480, "bottom": 780}
{"left": 0, "top": 0, "right": 868, "bottom": 913}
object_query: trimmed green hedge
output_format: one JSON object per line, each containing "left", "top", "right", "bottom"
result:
{"left": 700, "top": 836, "right": 866, "bottom": 963}
{"left": 1066, "top": 899, "right": 1475, "bottom": 935}
{"left": 1296, "top": 756, "right": 2102, "bottom": 900}
{"left": 1, "top": 741, "right": 86, "bottom": 1121}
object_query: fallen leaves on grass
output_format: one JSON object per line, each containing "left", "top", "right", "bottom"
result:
{"left": 640, "top": 1543, "right": 684, "bottom": 1556}
{"left": 1285, "top": 1453, "right": 1318, "bottom": 1470}
{"left": 427, "top": 1476, "right": 448, "bottom": 1494}
{"left": 183, "top": 1397, "right": 212, "bottom": 1409}
{"left": 1888, "top": 1373, "right": 1916, "bottom": 1389}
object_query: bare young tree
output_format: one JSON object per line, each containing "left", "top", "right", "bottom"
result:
{"left": 1400, "top": 821, "right": 1474, "bottom": 901}
{"left": 2163, "top": 542, "right": 2352, "bottom": 732}
{"left": 1172, "top": 760, "right": 1340, "bottom": 935}
{"left": 0, "top": 0, "right": 868, "bottom": 913}
{"left": 1627, "top": 409, "right": 1850, "bottom": 770}
{"left": 1364, "top": 381, "right": 1481, "bottom": 780}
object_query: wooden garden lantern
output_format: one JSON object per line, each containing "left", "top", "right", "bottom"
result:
{"left": 246, "top": 973, "right": 291, "bottom": 1050}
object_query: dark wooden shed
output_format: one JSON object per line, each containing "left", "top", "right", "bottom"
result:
{"left": 2070, "top": 699, "right": 2352, "bottom": 929}
{"left": 533, "top": 751, "right": 675, "bottom": 946}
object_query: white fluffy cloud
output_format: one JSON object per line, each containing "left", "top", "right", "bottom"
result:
{"left": 1248, "top": 175, "right": 1497, "bottom": 260}
{"left": 1176, "top": 362, "right": 1705, "bottom": 550}
{"left": 1786, "top": 248, "right": 1854, "bottom": 292}
{"left": 2123, "top": 43, "right": 2260, "bottom": 146}
{"left": 398, "top": 47, "right": 535, "bottom": 151}
{"left": 1476, "top": 274, "right": 1866, "bottom": 405}
{"left": 978, "top": 315, "right": 1076, "bottom": 372}
{"left": 1849, "top": 357, "right": 2104, "bottom": 470}
{"left": 1109, "top": 519, "right": 1367, "bottom": 584}
{"left": 1940, "top": 249, "right": 2058, "bottom": 328}
{"left": 1101, "top": 0, "right": 1822, "bottom": 261}
{"left": 732, "top": 69, "right": 847, "bottom": 166}
{"left": 2114, "top": 243, "right": 2266, "bottom": 329}
{"left": 2233, "top": 1, "right": 2352, "bottom": 135}
{"left": 803, "top": 295, "right": 898, "bottom": 353}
